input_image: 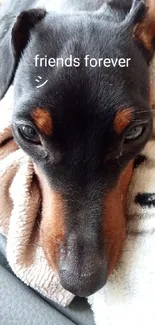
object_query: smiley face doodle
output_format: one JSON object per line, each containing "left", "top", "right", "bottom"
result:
{"left": 35, "top": 76, "right": 48, "bottom": 88}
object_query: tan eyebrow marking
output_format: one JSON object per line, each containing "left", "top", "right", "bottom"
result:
{"left": 32, "top": 107, "right": 52, "bottom": 135}
{"left": 114, "top": 108, "right": 133, "bottom": 134}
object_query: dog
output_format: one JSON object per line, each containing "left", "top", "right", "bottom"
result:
{"left": 0, "top": 0, "right": 154, "bottom": 297}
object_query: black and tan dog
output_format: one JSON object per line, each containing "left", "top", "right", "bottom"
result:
{"left": 0, "top": 0, "right": 154, "bottom": 297}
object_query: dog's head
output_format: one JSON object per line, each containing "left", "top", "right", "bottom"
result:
{"left": 0, "top": 0, "right": 154, "bottom": 296}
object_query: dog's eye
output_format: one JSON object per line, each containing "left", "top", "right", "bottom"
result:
{"left": 18, "top": 125, "right": 40, "bottom": 144}
{"left": 125, "top": 125, "right": 145, "bottom": 141}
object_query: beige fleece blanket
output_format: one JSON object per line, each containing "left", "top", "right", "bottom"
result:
{"left": 0, "top": 86, "right": 74, "bottom": 307}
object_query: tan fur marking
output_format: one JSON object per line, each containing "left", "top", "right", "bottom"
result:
{"left": 102, "top": 161, "right": 133, "bottom": 275}
{"left": 133, "top": 0, "right": 155, "bottom": 52}
{"left": 32, "top": 108, "right": 52, "bottom": 136}
{"left": 134, "top": 22, "right": 153, "bottom": 51}
{"left": 114, "top": 108, "right": 133, "bottom": 134}
{"left": 34, "top": 165, "right": 65, "bottom": 272}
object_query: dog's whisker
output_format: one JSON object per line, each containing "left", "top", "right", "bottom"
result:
{"left": 132, "top": 119, "right": 150, "bottom": 122}
{"left": 133, "top": 109, "right": 155, "bottom": 114}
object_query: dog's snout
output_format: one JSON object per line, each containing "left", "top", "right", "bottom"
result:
{"left": 58, "top": 236, "right": 107, "bottom": 297}
{"left": 59, "top": 262, "right": 107, "bottom": 297}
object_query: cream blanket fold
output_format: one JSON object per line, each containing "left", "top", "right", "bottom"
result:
{"left": 0, "top": 87, "right": 74, "bottom": 307}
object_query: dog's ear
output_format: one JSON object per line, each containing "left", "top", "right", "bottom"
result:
{"left": 119, "top": 0, "right": 155, "bottom": 61}
{"left": 133, "top": 0, "right": 155, "bottom": 60}
{"left": 0, "top": 8, "right": 46, "bottom": 99}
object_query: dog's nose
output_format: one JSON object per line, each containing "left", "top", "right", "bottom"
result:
{"left": 59, "top": 240, "right": 107, "bottom": 297}
{"left": 59, "top": 263, "right": 107, "bottom": 297}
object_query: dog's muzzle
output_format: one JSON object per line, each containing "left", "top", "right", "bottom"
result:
{"left": 58, "top": 234, "right": 107, "bottom": 297}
